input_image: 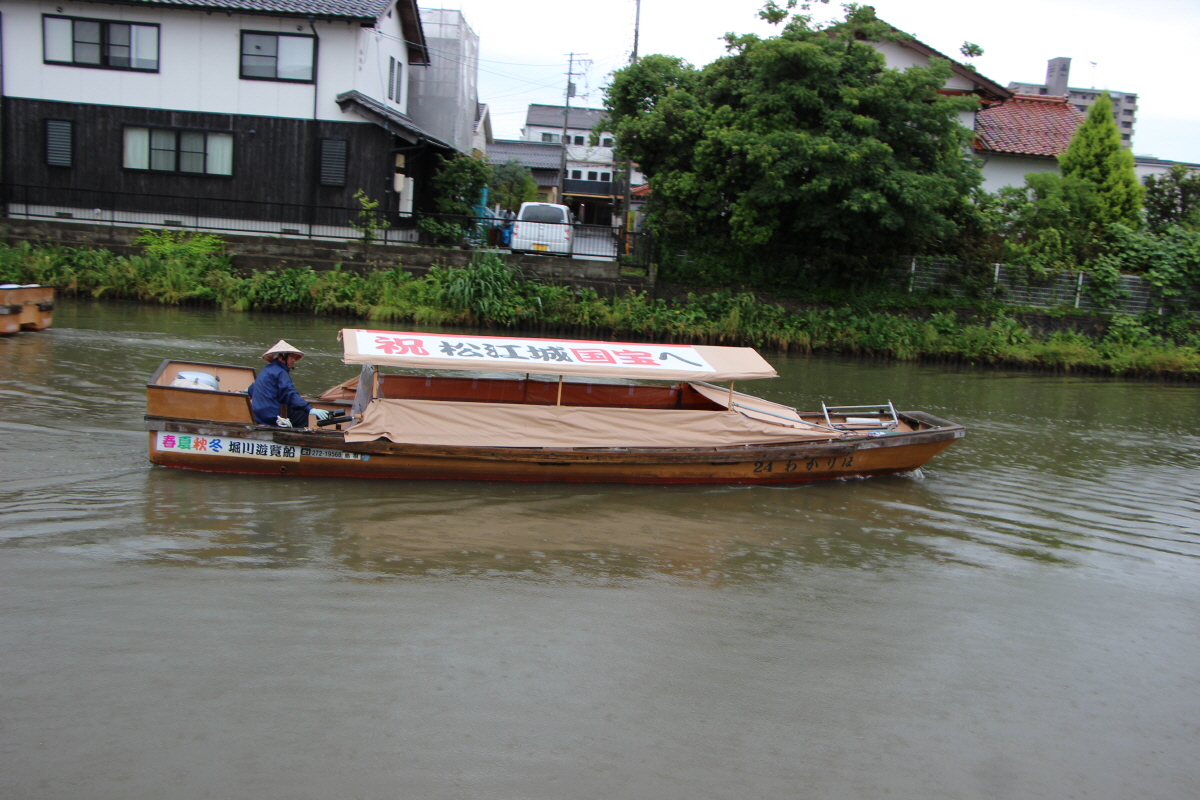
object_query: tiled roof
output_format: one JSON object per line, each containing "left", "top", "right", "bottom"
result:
{"left": 335, "top": 91, "right": 455, "bottom": 151}
{"left": 975, "top": 94, "right": 1084, "bottom": 157}
{"left": 531, "top": 170, "right": 560, "bottom": 188}
{"left": 111, "top": 0, "right": 392, "bottom": 20}
{"left": 488, "top": 139, "right": 563, "bottom": 170}
{"left": 525, "top": 104, "right": 608, "bottom": 131}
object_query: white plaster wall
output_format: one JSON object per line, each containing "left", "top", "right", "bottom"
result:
{"left": 353, "top": 10, "right": 410, "bottom": 115}
{"left": 1133, "top": 159, "right": 1200, "bottom": 183}
{"left": 524, "top": 124, "right": 617, "bottom": 170}
{"left": 565, "top": 143, "right": 615, "bottom": 164}
{"left": 2, "top": 0, "right": 406, "bottom": 121}
{"left": 566, "top": 161, "right": 612, "bottom": 178}
{"left": 872, "top": 40, "right": 976, "bottom": 92}
{"left": 978, "top": 153, "right": 1060, "bottom": 192}
{"left": 524, "top": 124, "right": 559, "bottom": 142}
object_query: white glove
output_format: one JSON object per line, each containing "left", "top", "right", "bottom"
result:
{"left": 313, "top": 409, "right": 331, "bottom": 421}
{"left": 275, "top": 416, "right": 293, "bottom": 428}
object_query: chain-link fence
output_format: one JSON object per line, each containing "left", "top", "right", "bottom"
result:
{"left": 909, "top": 258, "right": 1193, "bottom": 317}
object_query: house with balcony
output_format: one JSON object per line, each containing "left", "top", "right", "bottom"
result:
{"left": 520, "top": 103, "right": 644, "bottom": 226}
{"left": 0, "top": 0, "right": 468, "bottom": 235}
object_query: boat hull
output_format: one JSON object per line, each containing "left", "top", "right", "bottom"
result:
{"left": 0, "top": 286, "right": 54, "bottom": 334}
{"left": 145, "top": 420, "right": 963, "bottom": 484}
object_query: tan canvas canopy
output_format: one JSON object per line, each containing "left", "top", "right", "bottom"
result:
{"left": 339, "top": 329, "right": 778, "bottom": 382}
{"left": 346, "top": 398, "right": 841, "bottom": 449}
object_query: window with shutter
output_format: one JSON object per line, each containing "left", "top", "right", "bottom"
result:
{"left": 319, "top": 139, "right": 347, "bottom": 186}
{"left": 46, "top": 120, "right": 73, "bottom": 167}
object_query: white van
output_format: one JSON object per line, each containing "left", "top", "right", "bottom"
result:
{"left": 510, "top": 202, "right": 572, "bottom": 256}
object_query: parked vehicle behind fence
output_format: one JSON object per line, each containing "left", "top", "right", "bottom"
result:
{"left": 510, "top": 202, "right": 572, "bottom": 256}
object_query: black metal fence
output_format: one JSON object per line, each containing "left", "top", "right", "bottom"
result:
{"left": 1, "top": 184, "right": 652, "bottom": 265}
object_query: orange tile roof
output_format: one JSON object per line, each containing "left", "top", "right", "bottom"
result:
{"left": 975, "top": 94, "right": 1084, "bottom": 157}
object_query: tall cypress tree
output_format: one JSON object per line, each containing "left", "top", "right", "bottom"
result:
{"left": 1057, "top": 93, "right": 1143, "bottom": 229}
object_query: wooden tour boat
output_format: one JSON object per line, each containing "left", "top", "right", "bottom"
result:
{"left": 0, "top": 285, "right": 54, "bottom": 335}
{"left": 144, "top": 329, "right": 965, "bottom": 484}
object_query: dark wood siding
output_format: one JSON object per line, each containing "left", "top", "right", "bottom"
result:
{"left": 2, "top": 98, "right": 412, "bottom": 224}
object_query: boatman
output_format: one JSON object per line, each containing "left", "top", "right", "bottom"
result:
{"left": 249, "top": 340, "right": 330, "bottom": 428}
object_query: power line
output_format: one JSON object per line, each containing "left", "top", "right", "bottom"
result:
{"left": 382, "top": 31, "right": 566, "bottom": 69}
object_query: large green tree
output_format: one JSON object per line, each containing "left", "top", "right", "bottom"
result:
{"left": 1057, "top": 93, "right": 1143, "bottom": 230}
{"left": 603, "top": 5, "right": 982, "bottom": 284}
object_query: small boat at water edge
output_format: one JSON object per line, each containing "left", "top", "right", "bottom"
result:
{"left": 0, "top": 285, "right": 54, "bottom": 335}
{"left": 144, "top": 329, "right": 965, "bottom": 485}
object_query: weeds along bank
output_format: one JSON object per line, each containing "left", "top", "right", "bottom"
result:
{"left": 2, "top": 234, "right": 1197, "bottom": 380}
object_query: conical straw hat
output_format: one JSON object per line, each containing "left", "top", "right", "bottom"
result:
{"left": 262, "top": 339, "right": 304, "bottom": 363}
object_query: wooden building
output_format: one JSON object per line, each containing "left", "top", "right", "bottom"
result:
{"left": 1, "top": 0, "right": 461, "bottom": 229}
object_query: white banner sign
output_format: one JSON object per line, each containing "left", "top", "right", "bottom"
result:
{"left": 354, "top": 331, "right": 715, "bottom": 374}
{"left": 155, "top": 432, "right": 299, "bottom": 461}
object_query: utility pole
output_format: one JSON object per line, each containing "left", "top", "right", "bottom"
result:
{"left": 632, "top": 0, "right": 641, "bottom": 62}
{"left": 621, "top": 0, "right": 642, "bottom": 247}
{"left": 558, "top": 53, "right": 586, "bottom": 206}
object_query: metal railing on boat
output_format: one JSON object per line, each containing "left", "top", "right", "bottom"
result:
{"left": 821, "top": 401, "right": 899, "bottom": 430}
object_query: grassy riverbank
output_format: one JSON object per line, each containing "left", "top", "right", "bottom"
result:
{"left": 2, "top": 236, "right": 1197, "bottom": 379}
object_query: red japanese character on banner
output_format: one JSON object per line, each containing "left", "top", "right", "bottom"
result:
{"left": 612, "top": 349, "right": 660, "bottom": 365}
{"left": 374, "top": 336, "right": 428, "bottom": 355}
{"left": 571, "top": 348, "right": 617, "bottom": 364}
{"left": 193, "top": 438, "right": 209, "bottom": 452}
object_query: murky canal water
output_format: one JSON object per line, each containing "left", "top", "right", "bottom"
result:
{"left": 2, "top": 300, "right": 1199, "bottom": 800}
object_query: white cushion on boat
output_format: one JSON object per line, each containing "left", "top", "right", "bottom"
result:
{"left": 171, "top": 371, "right": 220, "bottom": 391}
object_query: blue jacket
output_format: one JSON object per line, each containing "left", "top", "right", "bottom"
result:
{"left": 249, "top": 358, "right": 312, "bottom": 425}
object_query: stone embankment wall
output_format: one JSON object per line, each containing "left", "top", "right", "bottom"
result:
{"left": 0, "top": 218, "right": 651, "bottom": 298}
{"left": 6, "top": 218, "right": 1191, "bottom": 332}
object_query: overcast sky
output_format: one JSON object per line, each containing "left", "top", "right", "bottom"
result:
{"left": 430, "top": 0, "right": 1200, "bottom": 165}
